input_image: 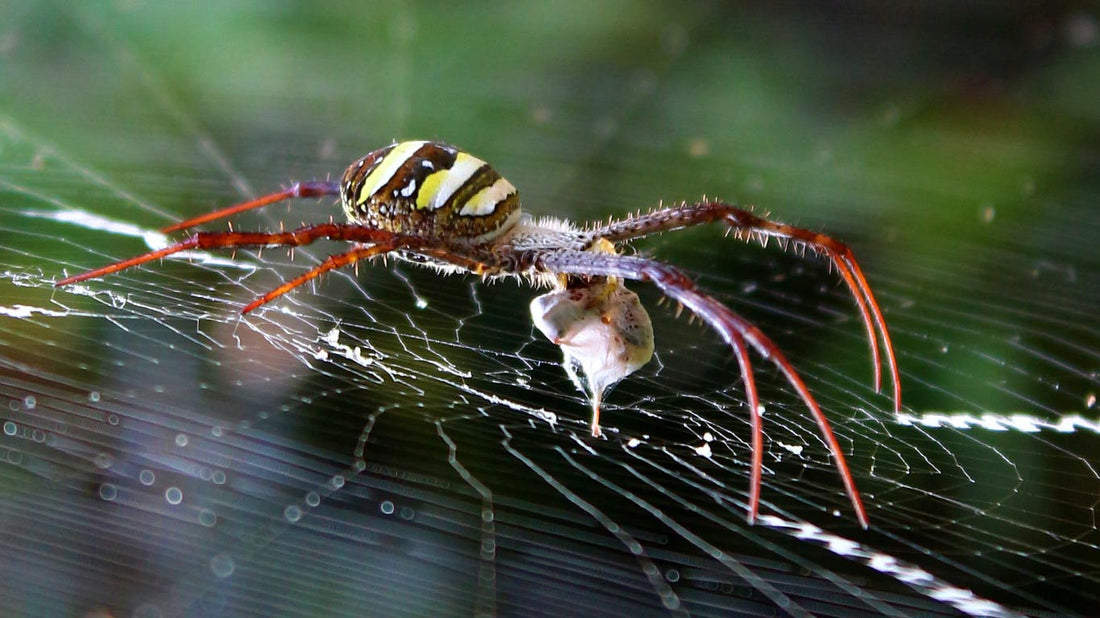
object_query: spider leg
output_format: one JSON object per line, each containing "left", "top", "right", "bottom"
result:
{"left": 732, "top": 213, "right": 899, "bottom": 411}
{"left": 55, "top": 223, "right": 402, "bottom": 287}
{"left": 241, "top": 240, "right": 412, "bottom": 314}
{"left": 235, "top": 239, "right": 502, "bottom": 313}
{"left": 537, "top": 249, "right": 868, "bottom": 528}
{"left": 163, "top": 181, "right": 341, "bottom": 233}
{"left": 402, "top": 245, "right": 501, "bottom": 277}
{"left": 589, "top": 201, "right": 900, "bottom": 412}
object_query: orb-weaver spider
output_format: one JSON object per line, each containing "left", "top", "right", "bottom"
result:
{"left": 56, "top": 140, "right": 900, "bottom": 528}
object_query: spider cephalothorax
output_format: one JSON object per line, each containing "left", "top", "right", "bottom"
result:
{"left": 56, "top": 140, "right": 901, "bottom": 528}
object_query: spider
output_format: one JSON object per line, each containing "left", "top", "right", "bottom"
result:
{"left": 56, "top": 140, "right": 900, "bottom": 528}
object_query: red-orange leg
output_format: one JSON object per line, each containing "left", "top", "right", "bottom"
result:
{"left": 590, "top": 201, "right": 901, "bottom": 413}
{"left": 538, "top": 249, "right": 868, "bottom": 528}
{"left": 239, "top": 241, "right": 499, "bottom": 314}
{"left": 740, "top": 215, "right": 900, "bottom": 412}
{"left": 55, "top": 224, "right": 404, "bottom": 287}
{"left": 240, "top": 240, "right": 412, "bottom": 314}
{"left": 162, "top": 181, "right": 341, "bottom": 233}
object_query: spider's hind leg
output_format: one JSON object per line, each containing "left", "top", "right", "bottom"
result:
{"left": 163, "top": 181, "right": 341, "bottom": 233}
{"left": 242, "top": 240, "right": 505, "bottom": 314}
{"left": 241, "top": 240, "right": 409, "bottom": 314}
{"left": 55, "top": 223, "right": 400, "bottom": 289}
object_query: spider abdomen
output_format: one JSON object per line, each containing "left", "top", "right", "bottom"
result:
{"left": 341, "top": 140, "right": 521, "bottom": 243}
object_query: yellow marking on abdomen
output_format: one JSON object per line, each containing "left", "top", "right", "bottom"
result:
{"left": 417, "top": 151, "right": 485, "bottom": 210}
{"left": 357, "top": 140, "right": 426, "bottom": 205}
{"left": 459, "top": 177, "right": 516, "bottom": 216}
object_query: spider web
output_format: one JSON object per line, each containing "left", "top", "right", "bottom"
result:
{"left": 2, "top": 2, "right": 1098, "bottom": 617}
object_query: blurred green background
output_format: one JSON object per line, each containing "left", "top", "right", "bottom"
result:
{"left": 5, "top": 0, "right": 1095, "bottom": 409}
{"left": 1, "top": 1, "right": 1098, "bottom": 616}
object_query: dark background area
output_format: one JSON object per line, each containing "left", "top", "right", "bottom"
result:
{"left": 1, "top": 2, "right": 1097, "bottom": 616}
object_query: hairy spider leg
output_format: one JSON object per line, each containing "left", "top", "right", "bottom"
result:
{"left": 730, "top": 212, "right": 900, "bottom": 412}
{"left": 54, "top": 224, "right": 404, "bottom": 287}
{"left": 538, "top": 249, "right": 869, "bottom": 528}
{"left": 162, "top": 181, "right": 342, "bottom": 233}
{"left": 238, "top": 241, "right": 497, "bottom": 314}
{"left": 240, "top": 240, "right": 410, "bottom": 314}
{"left": 589, "top": 201, "right": 900, "bottom": 412}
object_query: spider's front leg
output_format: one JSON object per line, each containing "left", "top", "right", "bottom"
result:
{"left": 536, "top": 249, "right": 868, "bottom": 528}
{"left": 589, "top": 201, "right": 900, "bottom": 412}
